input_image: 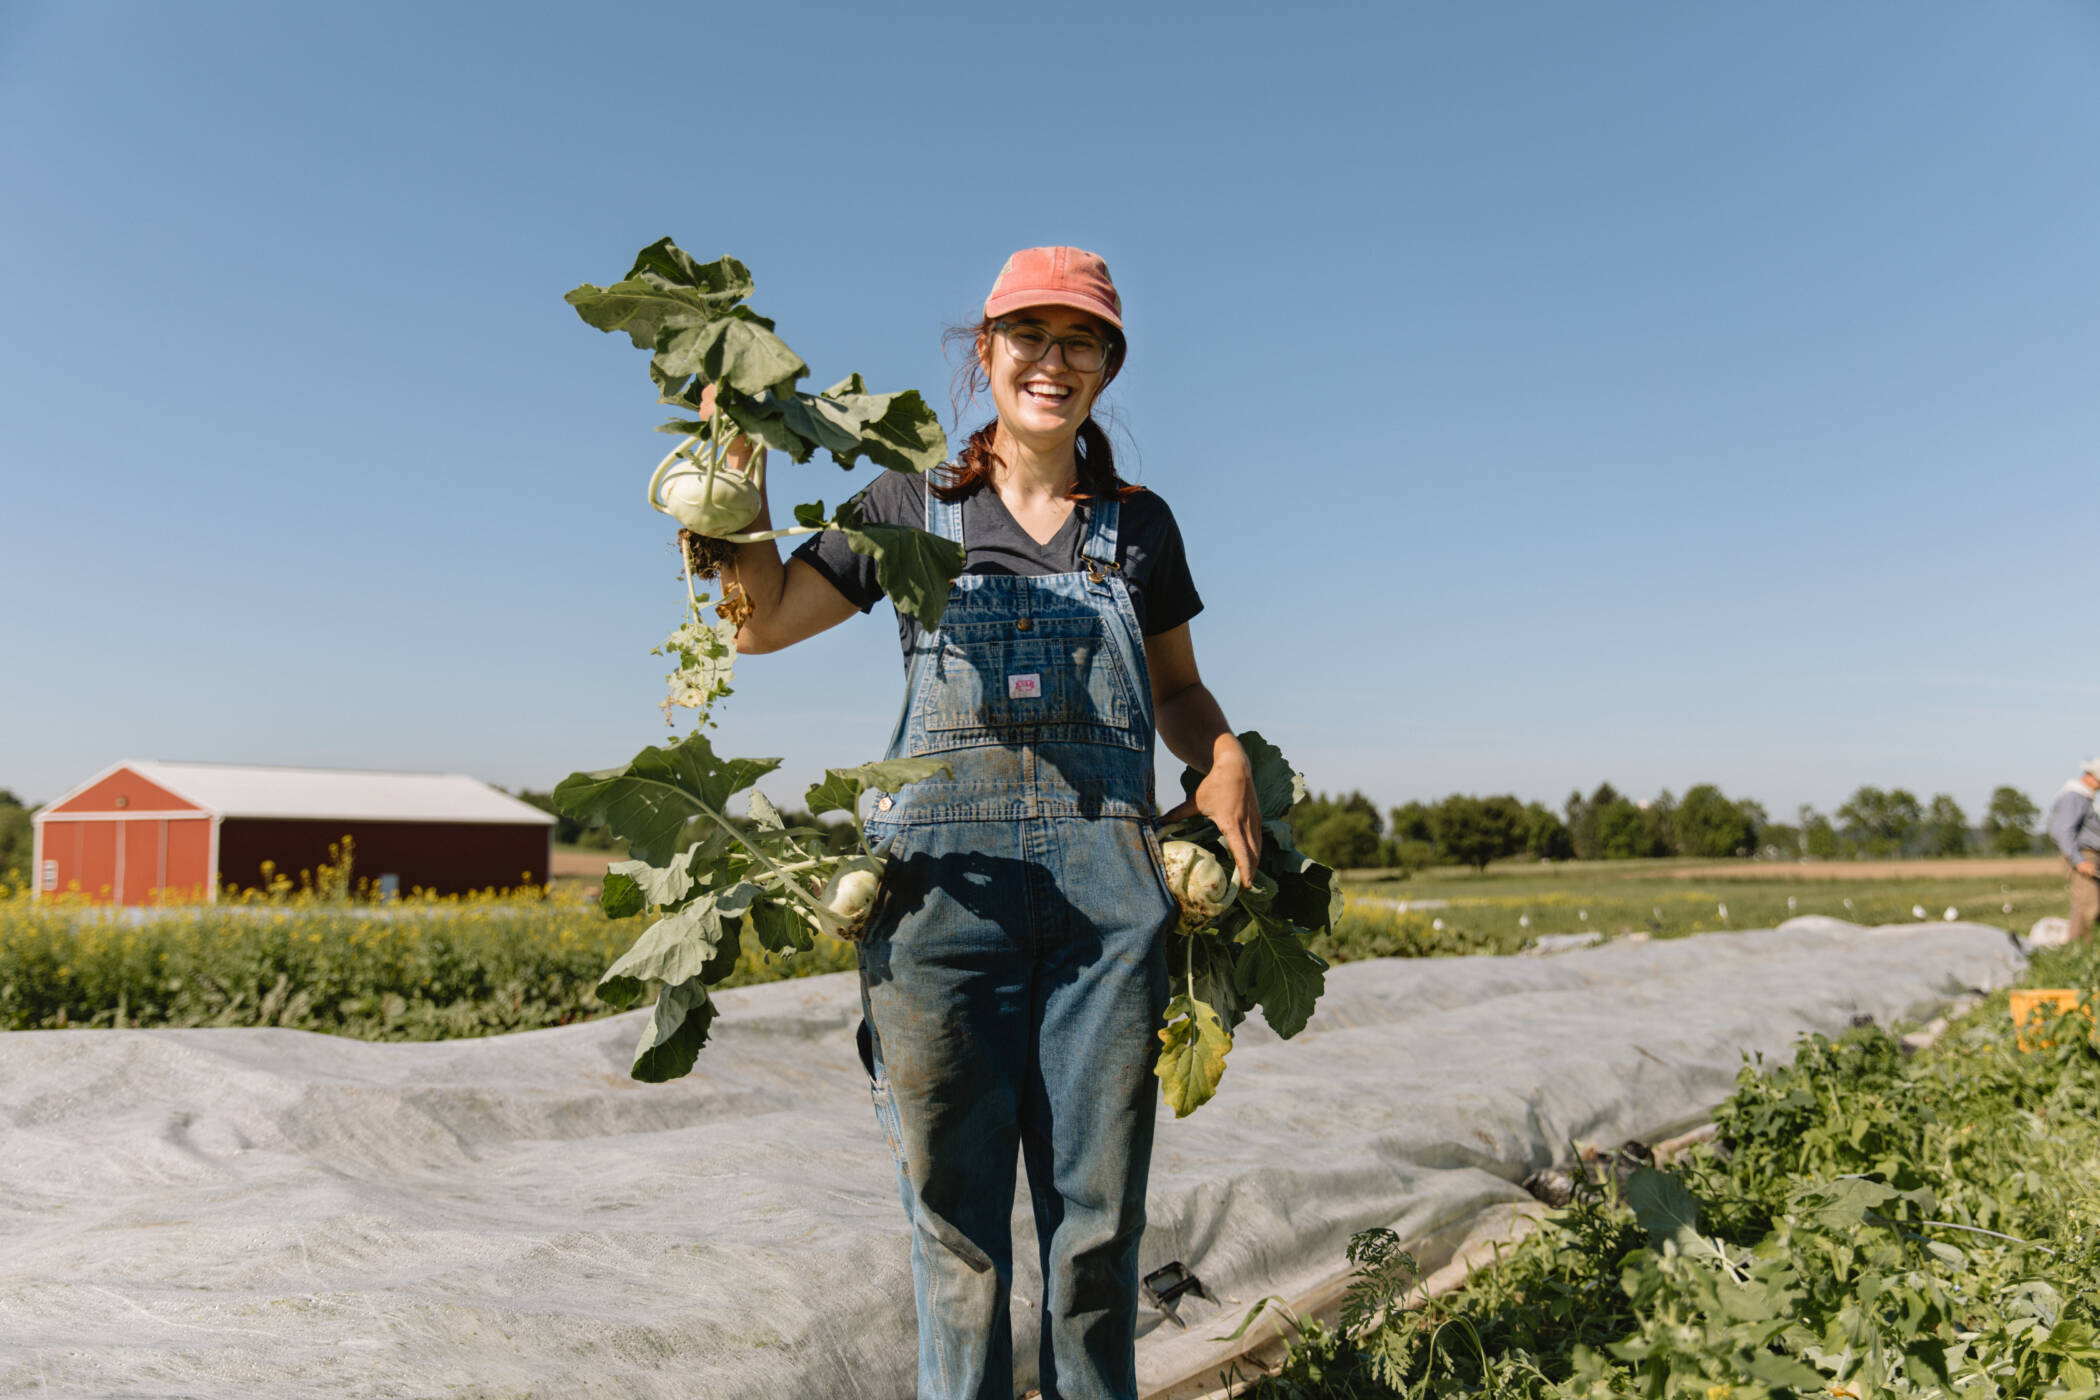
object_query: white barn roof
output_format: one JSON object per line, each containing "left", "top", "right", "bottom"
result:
{"left": 112, "top": 761, "right": 555, "bottom": 825}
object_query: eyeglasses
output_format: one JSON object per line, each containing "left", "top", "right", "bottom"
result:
{"left": 991, "top": 319, "right": 1115, "bottom": 374}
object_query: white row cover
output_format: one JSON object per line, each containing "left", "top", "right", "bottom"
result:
{"left": 0, "top": 918, "right": 2022, "bottom": 1399}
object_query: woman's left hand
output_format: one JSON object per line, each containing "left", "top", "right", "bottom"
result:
{"left": 1165, "top": 737, "right": 1263, "bottom": 890}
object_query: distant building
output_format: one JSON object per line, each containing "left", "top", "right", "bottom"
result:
{"left": 31, "top": 760, "right": 555, "bottom": 904}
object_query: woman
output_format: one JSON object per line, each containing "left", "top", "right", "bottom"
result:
{"left": 725, "top": 246, "right": 1260, "bottom": 1400}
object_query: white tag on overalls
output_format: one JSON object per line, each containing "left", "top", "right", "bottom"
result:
{"left": 1007, "top": 673, "right": 1042, "bottom": 700}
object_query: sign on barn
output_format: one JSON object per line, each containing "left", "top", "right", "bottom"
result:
{"left": 30, "top": 760, "right": 555, "bottom": 904}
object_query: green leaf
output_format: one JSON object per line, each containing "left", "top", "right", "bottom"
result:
{"left": 792, "top": 500, "right": 827, "bottom": 528}
{"left": 1625, "top": 1167, "right": 1700, "bottom": 1246}
{"left": 553, "top": 732, "right": 782, "bottom": 865}
{"left": 597, "top": 897, "right": 730, "bottom": 1007}
{"left": 700, "top": 912, "right": 743, "bottom": 984}
{"left": 748, "top": 897, "right": 815, "bottom": 955}
{"left": 630, "top": 977, "right": 716, "bottom": 1083}
{"left": 564, "top": 241, "right": 754, "bottom": 349}
{"left": 599, "top": 868, "right": 645, "bottom": 921}
{"left": 802, "top": 383, "right": 949, "bottom": 473}
{"left": 1232, "top": 928, "right": 1327, "bottom": 1039}
{"left": 1793, "top": 1176, "right": 1898, "bottom": 1231}
{"left": 1184, "top": 930, "right": 1249, "bottom": 1032}
{"left": 1741, "top": 1353, "right": 1828, "bottom": 1390}
{"left": 805, "top": 756, "right": 953, "bottom": 820}
{"left": 653, "top": 308, "right": 808, "bottom": 397}
{"left": 1156, "top": 993, "right": 1232, "bottom": 1117}
{"left": 836, "top": 500, "right": 967, "bottom": 630}
{"left": 745, "top": 790, "right": 786, "bottom": 830}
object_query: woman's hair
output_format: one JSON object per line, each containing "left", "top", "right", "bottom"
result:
{"left": 936, "top": 316, "right": 1141, "bottom": 503}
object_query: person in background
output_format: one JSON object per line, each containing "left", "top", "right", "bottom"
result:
{"left": 2047, "top": 758, "right": 2100, "bottom": 942}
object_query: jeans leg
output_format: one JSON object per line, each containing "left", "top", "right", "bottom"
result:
{"left": 861, "top": 827, "right": 1036, "bottom": 1400}
{"left": 1024, "top": 818, "right": 1173, "bottom": 1400}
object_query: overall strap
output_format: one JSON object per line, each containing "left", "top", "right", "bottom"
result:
{"left": 924, "top": 471, "right": 964, "bottom": 546}
{"left": 1079, "top": 497, "right": 1120, "bottom": 594}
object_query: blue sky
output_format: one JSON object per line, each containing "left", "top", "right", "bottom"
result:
{"left": 4, "top": 1, "right": 2097, "bottom": 822}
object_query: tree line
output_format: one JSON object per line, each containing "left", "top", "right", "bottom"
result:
{"left": 1287, "top": 782, "right": 2055, "bottom": 873}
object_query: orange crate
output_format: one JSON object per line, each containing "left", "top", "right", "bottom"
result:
{"left": 2009, "top": 988, "right": 2093, "bottom": 1051}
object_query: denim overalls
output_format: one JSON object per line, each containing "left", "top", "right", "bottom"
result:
{"left": 857, "top": 486, "right": 1176, "bottom": 1400}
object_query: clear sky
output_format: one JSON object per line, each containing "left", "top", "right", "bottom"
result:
{"left": 4, "top": 1, "right": 2097, "bottom": 823}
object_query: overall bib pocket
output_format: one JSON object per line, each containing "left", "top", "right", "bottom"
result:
{"left": 916, "top": 616, "right": 1134, "bottom": 735}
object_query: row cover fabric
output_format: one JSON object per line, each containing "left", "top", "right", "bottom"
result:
{"left": 0, "top": 918, "right": 2022, "bottom": 1399}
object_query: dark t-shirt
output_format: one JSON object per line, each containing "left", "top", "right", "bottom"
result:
{"left": 793, "top": 470, "right": 1204, "bottom": 658}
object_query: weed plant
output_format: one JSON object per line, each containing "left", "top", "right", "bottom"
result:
{"left": 1237, "top": 943, "right": 2100, "bottom": 1399}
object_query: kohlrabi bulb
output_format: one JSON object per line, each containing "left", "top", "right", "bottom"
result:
{"left": 655, "top": 461, "right": 764, "bottom": 537}
{"left": 1161, "top": 839, "right": 1237, "bottom": 932}
{"left": 821, "top": 866, "right": 883, "bottom": 938}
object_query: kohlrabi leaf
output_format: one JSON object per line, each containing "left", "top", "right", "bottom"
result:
{"left": 1156, "top": 993, "right": 1232, "bottom": 1118}
{"left": 597, "top": 897, "right": 732, "bottom": 1008}
{"left": 836, "top": 499, "right": 966, "bottom": 629}
{"left": 806, "top": 757, "right": 954, "bottom": 820}
{"left": 565, "top": 241, "right": 754, "bottom": 349}
{"left": 806, "top": 382, "right": 948, "bottom": 474}
{"left": 747, "top": 897, "right": 815, "bottom": 955}
{"left": 1232, "top": 927, "right": 1328, "bottom": 1039}
{"left": 630, "top": 977, "right": 716, "bottom": 1083}
{"left": 745, "top": 790, "right": 786, "bottom": 830}
{"left": 653, "top": 308, "right": 808, "bottom": 397}
{"left": 792, "top": 500, "right": 827, "bottom": 528}
{"left": 599, "top": 867, "right": 646, "bottom": 921}
{"left": 1183, "top": 931, "right": 1250, "bottom": 1034}
{"left": 554, "top": 732, "right": 782, "bottom": 866}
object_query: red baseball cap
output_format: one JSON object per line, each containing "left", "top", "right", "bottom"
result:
{"left": 984, "top": 246, "right": 1123, "bottom": 331}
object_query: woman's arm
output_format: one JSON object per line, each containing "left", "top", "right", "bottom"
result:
{"left": 1145, "top": 623, "right": 1263, "bottom": 886}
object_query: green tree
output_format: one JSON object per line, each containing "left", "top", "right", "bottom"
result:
{"left": 1569, "top": 783, "right": 1630, "bottom": 861}
{"left": 1433, "top": 794, "right": 1527, "bottom": 871}
{"left": 1676, "top": 784, "right": 1758, "bottom": 859}
{"left": 1595, "top": 800, "right": 1648, "bottom": 859}
{"left": 1300, "top": 809, "right": 1383, "bottom": 870}
{"left": 1524, "top": 802, "right": 1574, "bottom": 860}
{"left": 1640, "top": 790, "right": 1680, "bottom": 858}
{"left": 0, "top": 790, "right": 32, "bottom": 888}
{"left": 1982, "top": 786, "right": 2041, "bottom": 857}
{"left": 1920, "top": 794, "right": 1969, "bottom": 858}
{"left": 1836, "top": 786, "right": 1922, "bottom": 857}
{"left": 1387, "top": 801, "right": 1435, "bottom": 845}
{"left": 1799, "top": 804, "right": 1841, "bottom": 859}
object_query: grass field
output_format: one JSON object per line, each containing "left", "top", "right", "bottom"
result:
{"left": 1317, "top": 855, "right": 2069, "bottom": 962}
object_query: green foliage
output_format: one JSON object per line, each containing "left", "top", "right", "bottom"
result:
{"left": 568, "top": 238, "right": 963, "bottom": 631}
{"left": 1243, "top": 945, "right": 2100, "bottom": 1399}
{"left": 1434, "top": 794, "right": 1528, "bottom": 871}
{"left": 1292, "top": 792, "right": 1385, "bottom": 871}
{"left": 0, "top": 790, "right": 32, "bottom": 887}
{"left": 1159, "top": 733, "right": 1338, "bottom": 1115}
{"left": 1838, "top": 785, "right": 1925, "bottom": 857}
{"left": 1525, "top": 802, "right": 1574, "bottom": 860}
{"left": 1921, "top": 793, "right": 1971, "bottom": 858}
{"left": 1676, "top": 783, "right": 1759, "bottom": 859}
{"left": 0, "top": 886, "right": 851, "bottom": 1037}
{"left": 1984, "top": 786, "right": 2042, "bottom": 857}
{"left": 551, "top": 733, "right": 950, "bottom": 1080}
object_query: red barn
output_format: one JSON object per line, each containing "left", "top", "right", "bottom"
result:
{"left": 31, "top": 760, "right": 555, "bottom": 904}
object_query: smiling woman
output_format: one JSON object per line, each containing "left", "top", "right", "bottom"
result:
{"left": 718, "top": 246, "right": 1263, "bottom": 1400}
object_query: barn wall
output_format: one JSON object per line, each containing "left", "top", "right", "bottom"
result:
{"left": 216, "top": 820, "right": 549, "bottom": 896}
{"left": 48, "top": 769, "right": 199, "bottom": 815}
{"left": 35, "top": 816, "right": 215, "bottom": 904}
